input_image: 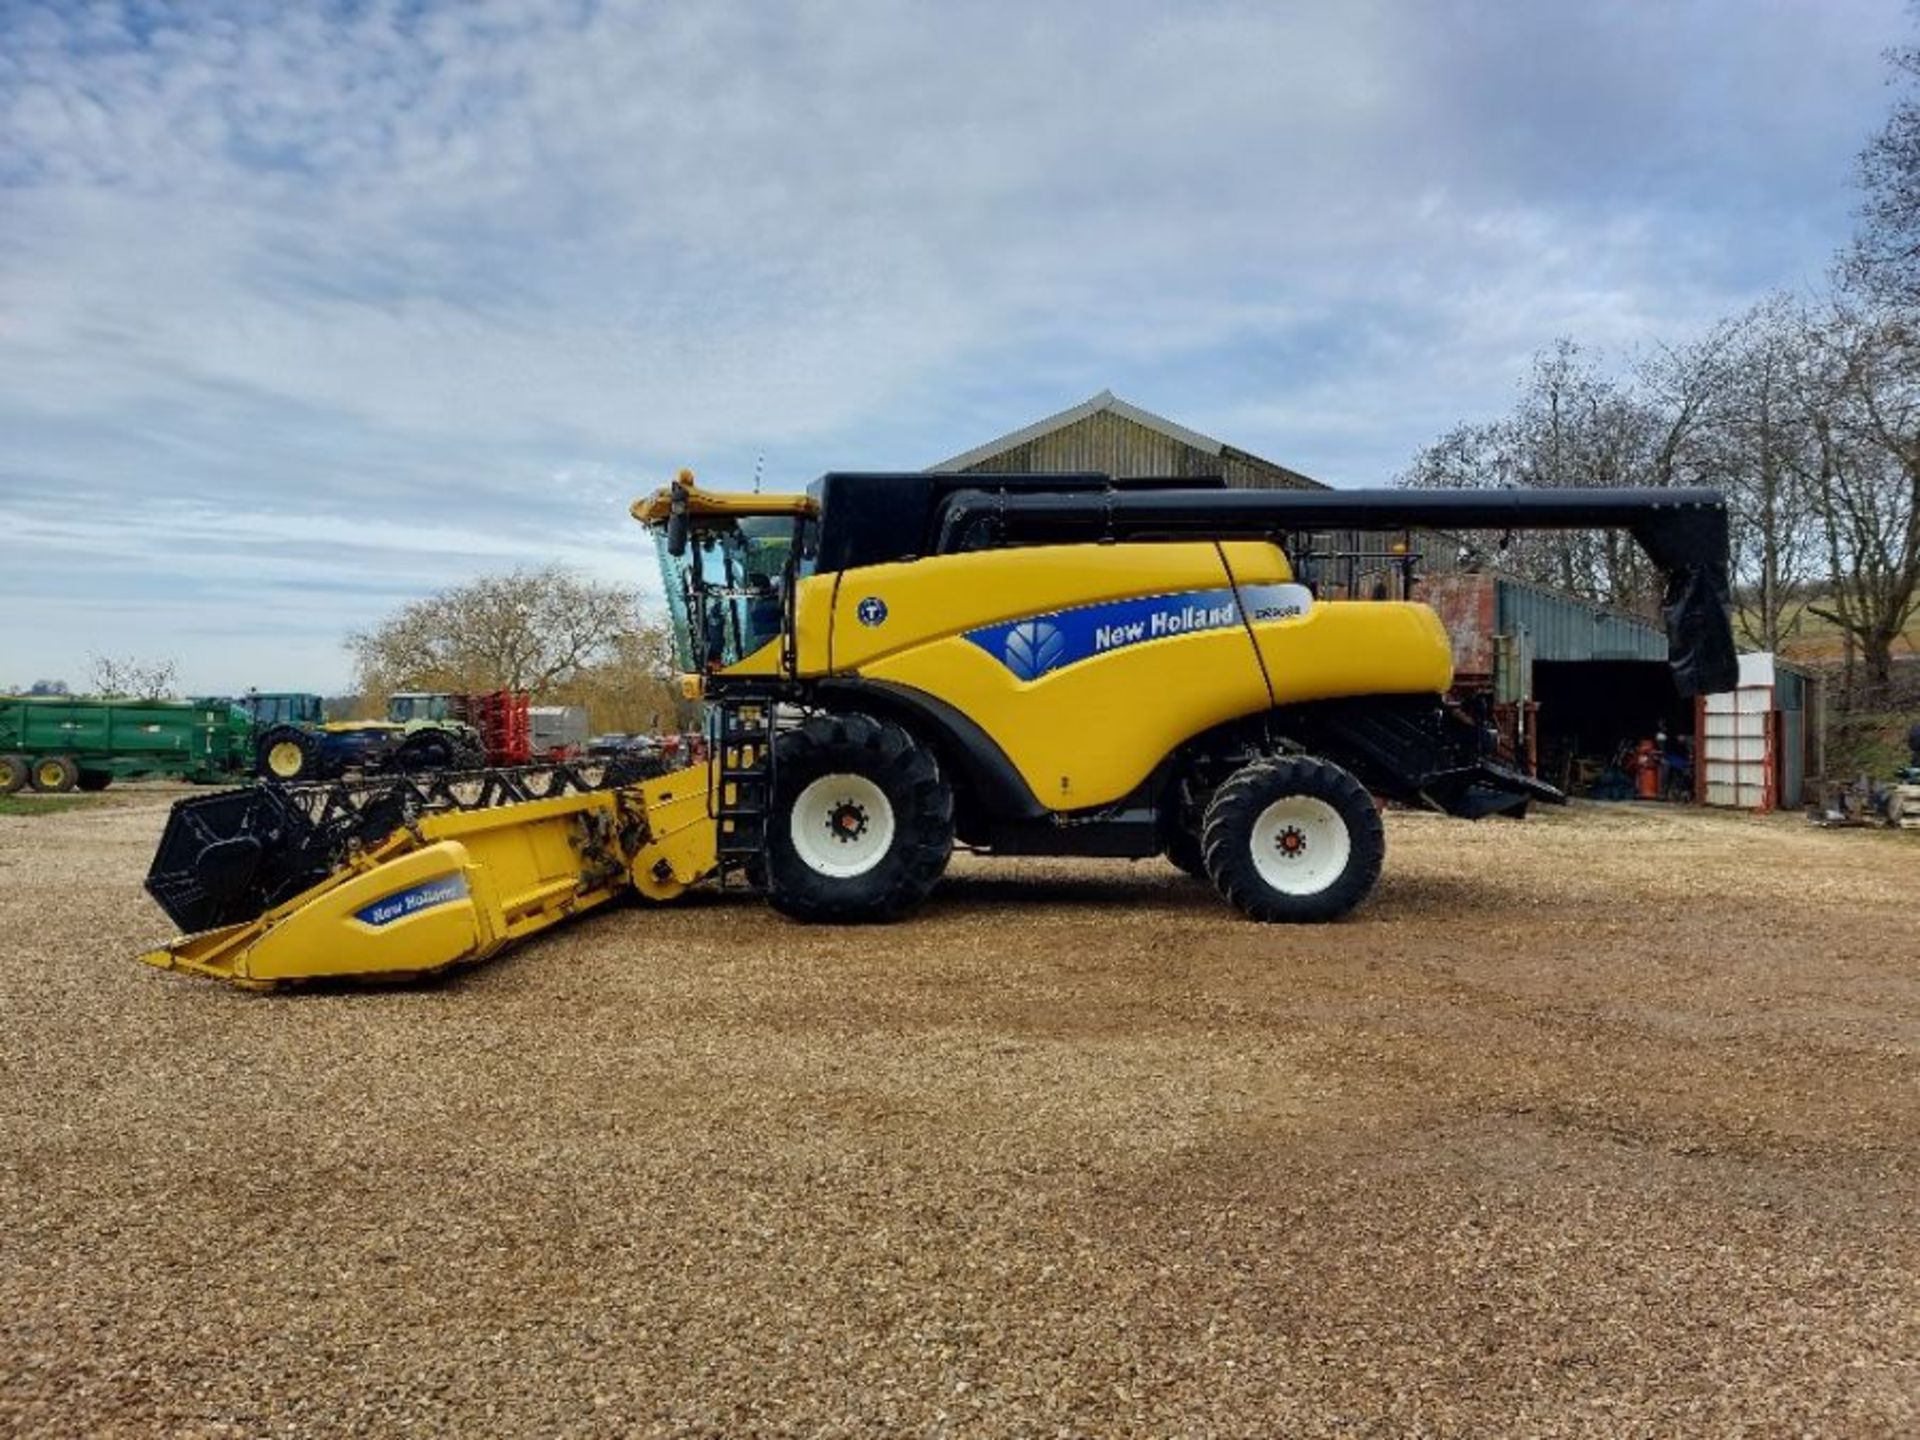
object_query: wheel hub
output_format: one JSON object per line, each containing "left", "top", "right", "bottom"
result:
{"left": 827, "top": 801, "right": 870, "bottom": 843}
{"left": 790, "top": 773, "right": 896, "bottom": 879}
{"left": 1248, "top": 795, "right": 1350, "bottom": 897}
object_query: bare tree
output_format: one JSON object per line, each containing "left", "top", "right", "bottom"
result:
{"left": 1677, "top": 298, "right": 1821, "bottom": 651}
{"left": 546, "top": 621, "right": 692, "bottom": 734}
{"left": 1845, "top": 41, "right": 1920, "bottom": 308}
{"left": 1399, "top": 340, "right": 1693, "bottom": 611}
{"left": 89, "top": 654, "right": 179, "bottom": 700}
{"left": 348, "top": 566, "right": 664, "bottom": 707}
{"left": 1795, "top": 304, "right": 1920, "bottom": 700}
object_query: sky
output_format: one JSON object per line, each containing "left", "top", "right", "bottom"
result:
{"left": 0, "top": 0, "right": 1909, "bottom": 693}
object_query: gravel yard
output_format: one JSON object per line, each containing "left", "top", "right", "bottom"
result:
{"left": 2, "top": 793, "right": 1916, "bottom": 1436}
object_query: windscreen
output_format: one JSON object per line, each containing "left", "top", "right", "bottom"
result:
{"left": 655, "top": 515, "right": 813, "bottom": 671}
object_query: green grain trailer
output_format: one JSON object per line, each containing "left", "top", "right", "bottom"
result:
{"left": 0, "top": 695, "right": 254, "bottom": 794}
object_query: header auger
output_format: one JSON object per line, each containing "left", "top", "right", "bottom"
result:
{"left": 140, "top": 470, "right": 1738, "bottom": 987}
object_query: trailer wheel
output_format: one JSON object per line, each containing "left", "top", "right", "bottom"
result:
{"left": 1202, "top": 755, "right": 1383, "bottom": 923}
{"left": 76, "top": 771, "right": 113, "bottom": 792}
{"left": 766, "top": 713, "right": 953, "bottom": 923}
{"left": 257, "top": 726, "right": 321, "bottom": 783}
{"left": 0, "top": 754, "right": 28, "bottom": 795}
{"left": 30, "top": 754, "right": 79, "bottom": 794}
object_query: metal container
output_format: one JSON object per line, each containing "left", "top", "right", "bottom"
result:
{"left": 0, "top": 695, "right": 253, "bottom": 792}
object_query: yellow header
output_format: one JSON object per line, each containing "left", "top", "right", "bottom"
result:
{"left": 629, "top": 473, "right": 818, "bottom": 526}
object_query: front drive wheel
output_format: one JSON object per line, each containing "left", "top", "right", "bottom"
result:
{"left": 766, "top": 714, "right": 953, "bottom": 923}
{"left": 1202, "top": 756, "right": 1384, "bottom": 923}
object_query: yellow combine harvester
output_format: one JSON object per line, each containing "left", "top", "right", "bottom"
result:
{"left": 141, "top": 471, "right": 1738, "bottom": 987}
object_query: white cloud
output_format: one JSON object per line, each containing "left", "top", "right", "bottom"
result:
{"left": 0, "top": 0, "right": 1907, "bottom": 690}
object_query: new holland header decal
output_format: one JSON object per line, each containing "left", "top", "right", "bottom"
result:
{"left": 963, "top": 583, "right": 1312, "bottom": 682}
{"left": 353, "top": 873, "right": 470, "bottom": 928}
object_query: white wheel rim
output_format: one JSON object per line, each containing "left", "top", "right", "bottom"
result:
{"left": 789, "top": 773, "right": 896, "bottom": 878}
{"left": 1249, "top": 795, "right": 1350, "bottom": 896}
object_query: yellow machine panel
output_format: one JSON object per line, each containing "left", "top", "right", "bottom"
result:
{"left": 824, "top": 542, "right": 1251, "bottom": 673}
{"left": 800, "top": 538, "right": 1453, "bottom": 810}
{"left": 1253, "top": 601, "right": 1454, "bottom": 706}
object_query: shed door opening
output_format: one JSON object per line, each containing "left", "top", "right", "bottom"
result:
{"left": 1532, "top": 660, "right": 1688, "bottom": 800}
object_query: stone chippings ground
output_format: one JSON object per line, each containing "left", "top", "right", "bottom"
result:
{"left": 0, "top": 793, "right": 1916, "bottom": 1437}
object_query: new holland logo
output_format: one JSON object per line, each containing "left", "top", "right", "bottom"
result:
{"left": 964, "top": 584, "right": 1312, "bottom": 681}
{"left": 1002, "top": 620, "right": 1066, "bottom": 680}
{"left": 354, "top": 874, "right": 469, "bottom": 928}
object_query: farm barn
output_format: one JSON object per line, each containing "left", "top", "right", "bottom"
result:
{"left": 932, "top": 390, "right": 1421, "bottom": 602}
{"left": 933, "top": 391, "right": 1823, "bottom": 809}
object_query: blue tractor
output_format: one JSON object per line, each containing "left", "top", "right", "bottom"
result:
{"left": 241, "top": 692, "right": 483, "bottom": 784}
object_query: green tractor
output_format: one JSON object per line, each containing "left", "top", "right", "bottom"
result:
{"left": 382, "top": 692, "right": 489, "bottom": 769}
{"left": 243, "top": 692, "right": 483, "bottom": 784}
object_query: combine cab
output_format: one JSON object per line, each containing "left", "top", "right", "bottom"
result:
{"left": 141, "top": 470, "right": 1738, "bottom": 987}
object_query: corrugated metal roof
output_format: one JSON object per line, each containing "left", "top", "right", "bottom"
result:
{"left": 1494, "top": 574, "right": 1667, "bottom": 663}
{"left": 929, "top": 390, "right": 1326, "bottom": 489}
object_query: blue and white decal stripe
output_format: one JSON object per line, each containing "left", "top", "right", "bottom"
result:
{"left": 354, "top": 873, "right": 470, "bottom": 927}
{"left": 964, "top": 583, "right": 1311, "bottom": 681}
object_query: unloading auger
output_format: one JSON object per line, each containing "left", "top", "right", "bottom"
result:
{"left": 140, "top": 472, "right": 1738, "bottom": 987}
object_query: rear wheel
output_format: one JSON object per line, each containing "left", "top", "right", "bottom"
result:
{"left": 257, "top": 726, "right": 322, "bottom": 783}
{"left": 0, "top": 754, "right": 27, "bottom": 795}
{"left": 1202, "top": 755, "right": 1384, "bottom": 923}
{"left": 395, "top": 730, "right": 456, "bottom": 772}
{"left": 766, "top": 713, "right": 954, "bottom": 923}
{"left": 29, "top": 754, "right": 79, "bottom": 794}
{"left": 76, "top": 771, "right": 113, "bottom": 792}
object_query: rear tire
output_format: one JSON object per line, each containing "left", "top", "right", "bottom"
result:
{"left": 256, "top": 726, "right": 322, "bottom": 783}
{"left": 29, "top": 754, "right": 79, "bottom": 794}
{"left": 1202, "top": 755, "right": 1384, "bottom": 923}
{"left": 766, "top": 713, "right": 953, "bottom": 923}
{"left": 395, "top": 730, "right": 456, "bottom": 772}
{"left": 0, "top": 754, "right": 27, "bottom": 795}
{"left": 76, "top": 771, "right": 113, "bottom": 792}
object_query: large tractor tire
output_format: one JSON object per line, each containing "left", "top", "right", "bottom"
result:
{"left": 76, "top": 771, "right": 114, "bottom": 792}
{"left": 765, "top": 713, "right": 954, "bottom": 923}
{"left": 1202, "top": 755, "right": 1384, "bottom": 923}
{"left": 394, "top": 729, "right": 456, "bottom": 773}
{"left": 29, "top": 754, "right": 80, "bottom": 794}
{"left": 0, "top": 754, "right": 28, "bottom": 795}
{"left": 257, "top": 726, "right": 324, "bottom": 784}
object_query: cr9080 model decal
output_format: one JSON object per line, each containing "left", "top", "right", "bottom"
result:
{"left": 963, "top": 583, "right": 1313, "bottom": 682}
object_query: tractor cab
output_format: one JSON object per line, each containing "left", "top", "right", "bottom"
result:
{"left": 634, "top": 475, "right": 818, "bottom": 675}
{"left": 387, "top": 692, "right": 453, "bottom": 724}
{"left": 239, "top": 692, "right": 325, "bottom": 728}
